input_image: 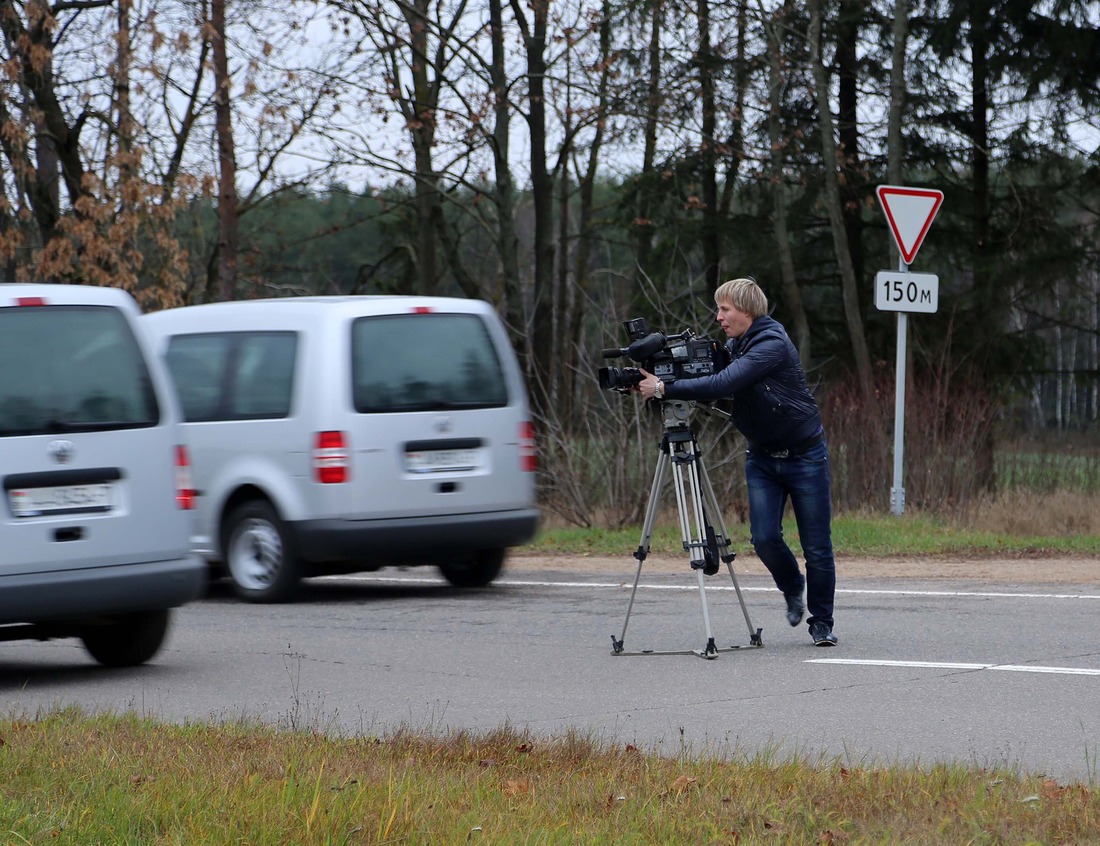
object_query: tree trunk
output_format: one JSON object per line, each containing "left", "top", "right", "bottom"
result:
{"left": 886, "top": 0, "right": 908, "bottom": 198}
{"left": 405, "top": 0, "right": 439, "bottom": 295}
{"left": 836, "top": 0, "right": 863, "bottom": 289}
{"left": 564, "top": 0, "right": 612, "bottom": 430}
{"left": 211, "top": 0, "right": 239, "bottom": 301}
{"left": 511, "top": 0, "right": 554, "bottom": 416}
{"left": 488, "top": 0, "right": 521, "bottom": 326}
{"left": 808, "top": 0, "right": 873, "bottom": 398}
{"left": 719, "top": 0, "right": 747, "bottom": 218}
{"left": 555, "top": 156, "right": 569, "bottom": 409}
{"left": 766, "top": 4, "right": 811, "bottom": 365}
{"left": 970, "top": 0, "right": 995, "bottom": 491}
{"left": 697, "top": 0, "right": 720, "bottom": 290}
{"left": 29, "top": 0, "right": 60, "bottom": 225}
{"left": 116, "top": 0, "right": 133, "bottom": 163}
{"left": 633, "top": 0, "right": 663, "bottom": 294}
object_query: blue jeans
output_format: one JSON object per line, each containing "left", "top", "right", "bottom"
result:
{"left": 744, "top": 441, "right": 835, "bottom": 628}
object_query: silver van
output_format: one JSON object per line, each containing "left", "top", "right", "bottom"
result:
{"left": 142, "top": 296, "right": 539, "bottom": 602}
{"left": 0, "top": 285, "right": 206, "bottom": 666}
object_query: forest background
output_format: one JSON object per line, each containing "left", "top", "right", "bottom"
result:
{"left": 1, "top": 0, "right": 1098, "bottom": 528}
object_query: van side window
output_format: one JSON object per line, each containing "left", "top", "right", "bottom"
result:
{"left": 0, "top": 305, "right": 158, "bottom": 436}
{"left": 351, "top": 314, "right": 508, "bottom": 412}
{"left": 230, "top": 334, "right": 297, "bottom": 418}
{"left": 165, "top": 332, "right": 297, "bottom": 421}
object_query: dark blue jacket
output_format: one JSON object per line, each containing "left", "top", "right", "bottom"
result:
{"left": 663, "top": 315, "right": 823, "bottom": 451}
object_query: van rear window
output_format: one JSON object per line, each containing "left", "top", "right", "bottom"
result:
{"left": 352, "top": 314, "right": 508, "bottom": 412}
{"left": 0, "top": 305, "right": 159, "bottom": 436}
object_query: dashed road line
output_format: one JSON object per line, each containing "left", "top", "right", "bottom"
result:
{"left": 321, "top": 574, "right": 1100, "bottom": 601}
{"left": 807, "top": 658, "right": 1100, "bottom": 676}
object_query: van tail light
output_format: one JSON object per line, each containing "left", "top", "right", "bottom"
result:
{"left": 175, "top": 445, "right": 196, "bottom": 510}
{"left": 314, "top": 431, "right": 349, "bottom": 483}
{"left": 519, "top": 421, "right": 537, "bottom": 472}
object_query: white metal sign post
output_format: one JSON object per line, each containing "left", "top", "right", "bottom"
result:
{"left": 875, "top": 185, "right": 944, "bottom": 515}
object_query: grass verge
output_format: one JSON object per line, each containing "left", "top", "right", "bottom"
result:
{"left": 524, "top": 512, "right": 1100, "bottom": 558}
{"left": 1, "top": 709, "right": 1096, "bottom": 845}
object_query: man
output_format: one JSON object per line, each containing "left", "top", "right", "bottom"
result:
{"left": 636, "top": 278, "right": 837, "bottom": 646}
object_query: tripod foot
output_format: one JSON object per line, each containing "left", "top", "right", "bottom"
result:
{"left": 611, "top": 635, "right": 624, "bottom": 655}
{"left": 750, "top": 628, "right": 764, "bottom": 647}
{"left": 692, "top": 637, "right": 719, "bottom": 659}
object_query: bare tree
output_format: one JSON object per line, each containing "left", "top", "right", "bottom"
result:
{"left": 807, "top": 0, "right": 873, "bottom": 397}
{"left": 886, "top": 0, "right": 907, "bottom": 201}
{"left": 763, "top": 0, "right": 810, "bottom": 364}
{"left": 835, "top": 0, "right": 864, "bottom": 287}
{"left": 510, "top": 0, "right": 556, "bottom": 415}
{"left": 561, "top": 0, "right": 619, "bottom": 429}
{"left": 0, "top": 0, "right": 187, "bottom": 300}
{"left": 211, "top": 0, "right": 239, "bottom": 300}
{"left": 630, "top": 0, "right": 664, "bottom": 292}
{"left": 486, "top": 0, "right": 521, "bottom": 315}
{"left": 696, "top": 0, "right": 720, "bottom": 289}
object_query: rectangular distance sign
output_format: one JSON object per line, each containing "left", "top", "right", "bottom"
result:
{"left": 874, "top": 270, "right": 939, "bottom": 314}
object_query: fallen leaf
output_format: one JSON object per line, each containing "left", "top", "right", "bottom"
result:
{"left": 1040, "top": 778, "right": 1068, "bottom": 800}
{"left": 669, "top": 775, "right": 698, "bottom": 793}
{"left": 503, "top": 779, "right": 530, "bottom": 796}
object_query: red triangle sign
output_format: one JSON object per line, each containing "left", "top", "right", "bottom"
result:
{"left": 876, "top": 185, "right": 944, "bottom": 265}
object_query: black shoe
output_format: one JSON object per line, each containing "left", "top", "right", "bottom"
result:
{"left": 809, "top": 621, "right": 838, "bottom": 647}
{"left": 784, "top": 593, "right": 805, "bottom": 627}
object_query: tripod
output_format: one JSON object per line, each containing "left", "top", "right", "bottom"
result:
{"left": 611, "top": 400, "right": 763, "bottom": 658}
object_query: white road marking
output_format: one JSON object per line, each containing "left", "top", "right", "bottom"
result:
{"left": 322, "top": 574, "right": 1100, "bottom": 676}
{"left": 807, "top": 658, "right": 1100, "bottom": 676}
{"left": 321, "top": 574, "right": 1100, "bottom": 601}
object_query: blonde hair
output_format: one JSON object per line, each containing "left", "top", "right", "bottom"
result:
{"left": 714, "top": 277, "right": 768, "bottom": 319}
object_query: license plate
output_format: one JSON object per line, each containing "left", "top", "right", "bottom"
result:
{"left": 405, "top": 448, "right": 480, "bottom": 474}
{"left": 9, "top": 483, "right": 115, "bottom": 517}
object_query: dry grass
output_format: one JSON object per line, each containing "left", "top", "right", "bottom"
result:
{"left": 1, "top": 710, "right": 1098, "bottom": 844}
{"left": 958, "top": 489, "right": 1100, "bottom": 536}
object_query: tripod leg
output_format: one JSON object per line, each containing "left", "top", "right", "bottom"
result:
{"left": 612, "top": 449, "right": 669, "bottom": 654}
{"left": 671, "top": 440, "right": 720, "bottom": 658}
{"left": 693, "top": 565, "right": 719, "bottom": 658}
{"left": 698, "top": 461, "right": 763, "bottom": 646}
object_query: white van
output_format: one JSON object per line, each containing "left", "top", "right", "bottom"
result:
{"left": 0, "top": 285, "right": 206, "bottom": 666}
{"left": 142, "top": 296, "right": 539, "bottom": 602}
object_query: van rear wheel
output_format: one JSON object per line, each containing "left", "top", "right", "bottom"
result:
{"left": 224, "top": 500, "right": 301, "bottom": 603}
{"left": 81, "top": 610, "right": 171, "bottom": 667}
{"left": 439, "top": 549, "right": 505, "bottom": 588}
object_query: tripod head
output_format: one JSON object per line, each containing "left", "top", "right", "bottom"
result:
{"left": 659, "top": 399, "right": 694, "bottom": 432}
{"left": 654, "top": 399, "right": 732, "bottom": 433}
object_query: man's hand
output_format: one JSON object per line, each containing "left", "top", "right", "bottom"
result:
{"left": 636, "top": 368, "right": 662, "bottom": 401}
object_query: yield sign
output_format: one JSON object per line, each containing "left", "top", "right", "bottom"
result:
{"left": 876, "top": 185, "right": 944, "bottom": 265}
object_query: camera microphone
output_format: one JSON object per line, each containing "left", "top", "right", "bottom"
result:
{"left": 625, "top": 332, "right": 666, "bottom": 362}
{"left": 602, "top": 332, "right": 664, "bottom": 361}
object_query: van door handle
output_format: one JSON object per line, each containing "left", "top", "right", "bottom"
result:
{"left": 53, "top": 526, "right": 84, "bottom": 542}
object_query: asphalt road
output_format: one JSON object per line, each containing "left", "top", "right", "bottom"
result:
{"left": 2, "top": 558, "right": 1099, "bottom": 784}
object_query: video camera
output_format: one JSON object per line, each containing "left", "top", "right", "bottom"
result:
{"left": 598, "top": 317, "right": 729, "bottom": 393}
